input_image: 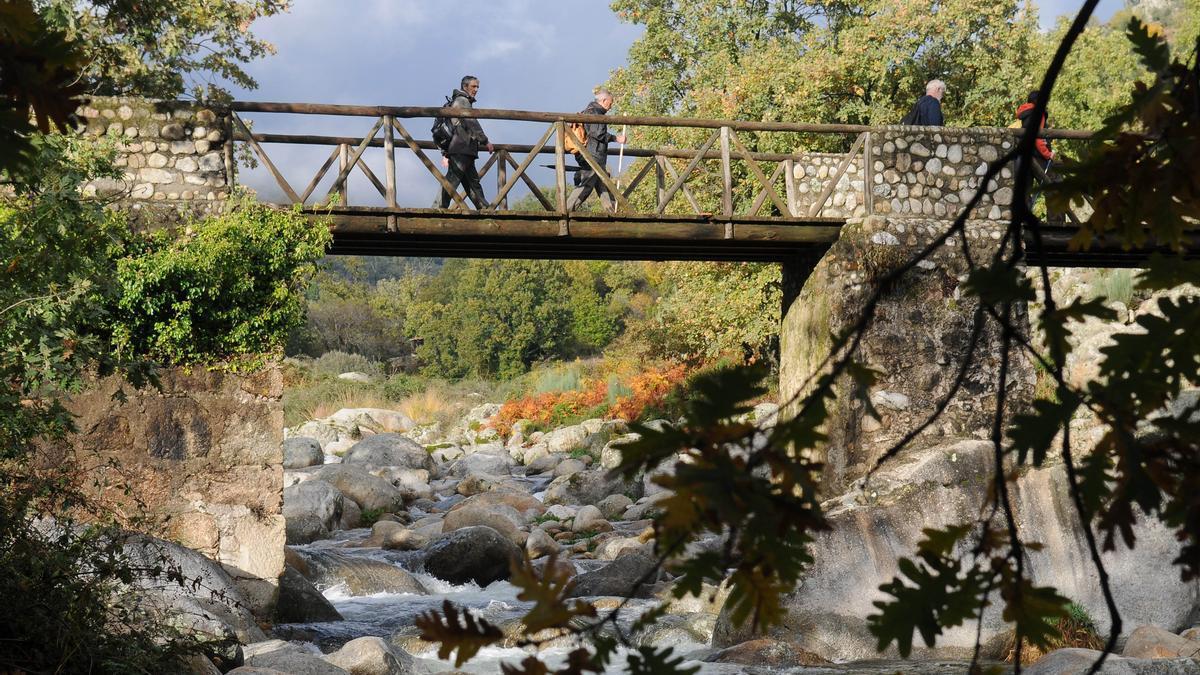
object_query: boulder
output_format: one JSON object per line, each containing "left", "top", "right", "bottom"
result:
{"left": 275, "top": 565, "right": 343, "bottom": 623}
{"left": 123, "top": 535, "right": 265, "bottom": 645}
{"left": 450, "top": 490, "right": 546, "bottom": 517}
{"left": 600, "top": 433, "right": 640, "bottom": 470}
{"left": 712, "top": 440, "right": 1200, "bottom": 661}
{"left": 312, "top": 464, "right": 406, "bottom": 513}
{"left": 572, "top": 505, "right": 607, "bottom": 532}
{"left": 595, "top": 536, "right": 643, "bottom": 561}
{"left": 1123, "top": 625, "right": 1200, "bottom": 660}
{"left": 323, "top": 636, "right": 415, "bottom": 675}
{"left": 544, "top": 469, "right": 643, "bottom": 507}
{"left": 423, "top": 526, "right": 522, "bottom": 586}
{"left": 340, "top": 499, "right": 362, "bottom": 530}
{"left": 703, "top": 638, "right": 828, "bottom": 667}
{"left": 545, "top": 425, "right": 589, "bottom": 454}
{"left": 526, "top": 529, "right": 561, "bottom": 558}
{"left": 284, "top": 437, "right": 324, "bottom": 469}
{"left": 291, "top": 420, "right": 340, "bottom": 447}
{"left": 442, "top": 505, "right": 523, "bottom": 545}
{"left": 1025, "top": 648, "right": 1200, "bottom": 674}
{"left": 289, "top": 549, "right": 427, "bottom": 596}
{"left": 382, "top": 528, "right": 432, "bottom": 552}
{"left": 553, "top": 458, "right": 587, "bottom": 477}
{"left": 566, "top": 549, "right": 660, "bottom": 598}
{"left": 520, "top": 442, "right": 551, "bottom": 466}
{"left": 597, "top": 494, "right": 633, "bottom": 520}
{"left": 284, "top": 480, "right": 345, "bottom": 544}
{"left": 328, "top": 408, "right": 415, "bottom": 435}
{"left": 338, "top": 372, "right": 373, "bottom": 383}
{"left": 343, "top": 434, "right": 434, "bottom": 472}
{"left": 456, "top": 473, "right": 507, "bottom": 496}
{"left": 244, "top": 640, "right": 349, "bottom": 674}
{"left": 525, "top": 452, "right": 561, "bottom": 474}
{"left": 447, "top": 451, "right": 512, "bottom": 478}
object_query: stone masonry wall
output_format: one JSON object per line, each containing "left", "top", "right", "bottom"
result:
{"left": 77, "top": 96, "right": 231, "bottom": 222}
{"left": 869, "top": 126, "right": 1017, "bottom": 221}
{"left": 51, "top": 365, "right": 285, "bottom": 616}
{"left": 790, "top": 153, "right": 866, "bottom": 219}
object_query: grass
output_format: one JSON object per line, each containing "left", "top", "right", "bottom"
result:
{"left": 1003, "top": 602, "right": 1104, "bottom": 665}
{"left": 1086, "top": 269, "right": 1135, "bottom": 307}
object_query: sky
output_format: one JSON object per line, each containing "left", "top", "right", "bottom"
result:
{"left": 227, "top": 0, "right": 1122, "bottom": 205}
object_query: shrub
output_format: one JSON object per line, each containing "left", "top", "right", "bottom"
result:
{"left": 110, "top": 196, "right": 330, "bottom": 366}
{"left": 311, "top": 351, "right": 381, "bottom": 378}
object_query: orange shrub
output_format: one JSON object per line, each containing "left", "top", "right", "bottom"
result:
{"left": 491, "top": 362, "right": 692, "bottom": 437}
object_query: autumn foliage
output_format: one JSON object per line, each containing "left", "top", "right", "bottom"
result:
{"left": 492, "top": 363, "right": 690, "bottom": 435}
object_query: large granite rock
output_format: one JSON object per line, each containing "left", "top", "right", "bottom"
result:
{"left": 323, "top": 637, "right": 415, "bottom": 675}
{"left": 342, "top": 433, "right": 434, "bottom": 473}
{"left": 423, "top": 526, "right": 522, "bottom": 586}
{"left": 284, "top": 437, "right": 325, "bottom": 469}
{"left": 275, "top": 565, "right": 343, "bottom": 624}
{"left": 243, "top": 640, "right": 349, "bottom": 674}
{"left": 543, "top": 469, "right": 643, "bottom": 506}
{"left": 310, "top": 464, "right": 406, "bottom": 513}
{"left": 711, "top": 440, "right": 1200, "bottom": 661}
{"left": 566, "top": 549, "right": 659, "bottom": 599}
{"left": 1025, "top": 648, "right": 1200, "bottom": 674}
{"left": 284, "top": 480, "right": 345, "bottom": 544}
{"left": 288, "top": 549, "right": 427, "bottom": 597}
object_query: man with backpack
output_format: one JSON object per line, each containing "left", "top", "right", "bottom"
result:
{"left": 435, "top": 75, "right": 493, "bottom": 209}
{"left": 900, "top": 80, "right": 946, "bottom": 126}
{"left": 565, "top": 89, "right": 627, "bottom": 212}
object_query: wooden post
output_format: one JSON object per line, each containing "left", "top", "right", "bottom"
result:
{"left": 863, "top": 131, "right": 874, "bottom": 216}
{"left": 497, "top": 149, "right": 508, "bottom": 210}
{"left": 655, "top": 156, "right": 665, "bottom": 207}
{"left": 337, "top": 144, "right": 349, "bottom": 205}
{"left": 383, "top": 114, "right": 397, "bottom": 230}
{"left": 555, "top": 120, "right": 567, "bottom": 234}
{"left": 720, "top": 126, "right": 733, "bottom": 237}
{"left": 223, "top": 114, "right": 235, "bottom": 189}
{"left": 784, "top": 159, "right": 797, "bottom": 217}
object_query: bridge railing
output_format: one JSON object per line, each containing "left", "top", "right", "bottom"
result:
{"left": 229, "top": 102, "right": 879, "bottom": 227}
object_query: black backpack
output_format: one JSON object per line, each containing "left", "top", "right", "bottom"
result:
{"left": 900, "top": 102, "right": 919, "bottom": 125}
{"left": 431, "top": 95, "right": 457, "bottom": 152}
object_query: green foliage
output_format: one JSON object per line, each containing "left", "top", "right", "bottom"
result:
{"left": 0, "top": 0, "right": 86, "bottom": 174}
{"left": 110, "top": 195, "right": 330, "bottom": 366}
{"left": 407, "top": 259, "right": 630, "bottom": 379}
{"left": 628, "top": 262, "right": 781, "bottom": 364}
{"left": 39, "top": 0, "right": 288, "bottom": 100}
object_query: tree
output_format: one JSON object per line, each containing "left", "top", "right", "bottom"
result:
{"left": 38, "top": 0, "right": 289, "bottom": 100}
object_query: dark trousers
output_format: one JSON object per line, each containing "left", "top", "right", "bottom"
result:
{"left": 1029, "top": 156, "right": 1064, "bottom": 224}
{"left": 440, "top": 154, "right": 487, "bottom": 209}
{"left": 566, "top": 153, "right": 613, "bottom": 211}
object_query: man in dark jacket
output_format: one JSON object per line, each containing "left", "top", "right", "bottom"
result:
{"left": 901, "top": 79, "right": 946, "bottom": 126}
{"left": 566, "top": 89, "right": 627, "bottom": 211}
{"left": 439, "top": 75, "right": 493, "bottom": 209}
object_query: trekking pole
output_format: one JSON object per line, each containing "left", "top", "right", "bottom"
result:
{"left": 616, "top": 125, "right": 627, "bottom": 190}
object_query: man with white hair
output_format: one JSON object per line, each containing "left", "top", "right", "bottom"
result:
{"left": 901, "top": 79, "right": 946, "bottom": 126}
{"left": 566, "top": 89, "right": 627, "bottom": 211}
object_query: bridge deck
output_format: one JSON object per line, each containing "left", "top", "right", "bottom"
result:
{"left": 319, "top": 207, "right": 843, "bottom": 261}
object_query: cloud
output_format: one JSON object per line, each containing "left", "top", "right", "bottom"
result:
{"left": 467, "top": 38, "right": 526, "bottom": 62}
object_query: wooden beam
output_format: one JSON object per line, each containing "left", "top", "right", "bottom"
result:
{"left": 505, "top": 153, "right": 554, "bottom": 211}
{"left": 233, "top": 101, "right": 1106, "bottom": 138}
{"left": 621, "top": 157, "right": 656, "bottom": 199}
{"left": 729, "top": 129, "right": 790, "bottom": 216}
{"left": 555, "top": 121, "right": 567, "bottom": 218}
{"left": 389, "top": 118, "right": 471, "bottom": 211}
{"left": 496, "top": 149, "right": 508, "bottom": 210}
{"left": 492, "top": 123, "right": 556, "bottom": 210}
{"left": 231, "top": 113, "right": 300, "bottom": 203}
{"left": 658, "top": 129, "right": 719, "bottom": 214}
{"left": 719, "top": 126, "right": 733, "bottom": 221}
{"left": 234, "top": 132, "right": 817, "bottom": 163}
{"left": 323, "top": 116, "right": 384, "bottom": 203}
{"left": 808, "top": 131, "right": 867, "bottom": 217}
{"left": 355, "top": 157, "right": 388, "bottom": 197}
{"left": 783, "top": 159, "right": 797, "bottom": 217}
{"left": 749, "top": 162, "right": 787, "bottom": 216}
{"left": 659, "top": 155, "right": 705, "bottom": 214}
{"left": 299, "top": 145, "right": 340, "bottom": 203}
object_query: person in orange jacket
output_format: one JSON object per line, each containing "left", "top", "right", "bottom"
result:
{"left": 1015, "top": 90, "right": 1062, "bottom": 223}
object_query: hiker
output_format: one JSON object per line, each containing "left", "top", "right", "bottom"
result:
{"left": 438, "top": 75, "right": 493, "bottom": 209}
{"left": 901, "top": 79, "right": 946, "bottom": 126}
{"left": 565, "top": 89, "right": 627, "bottom": 212}
{"left": 1015, "top": 90, "right": 1062, "bottom": 223}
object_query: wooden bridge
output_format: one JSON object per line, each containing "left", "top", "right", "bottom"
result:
{"left": 227, "top": 101, "right": 1187, "bottom": 266}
